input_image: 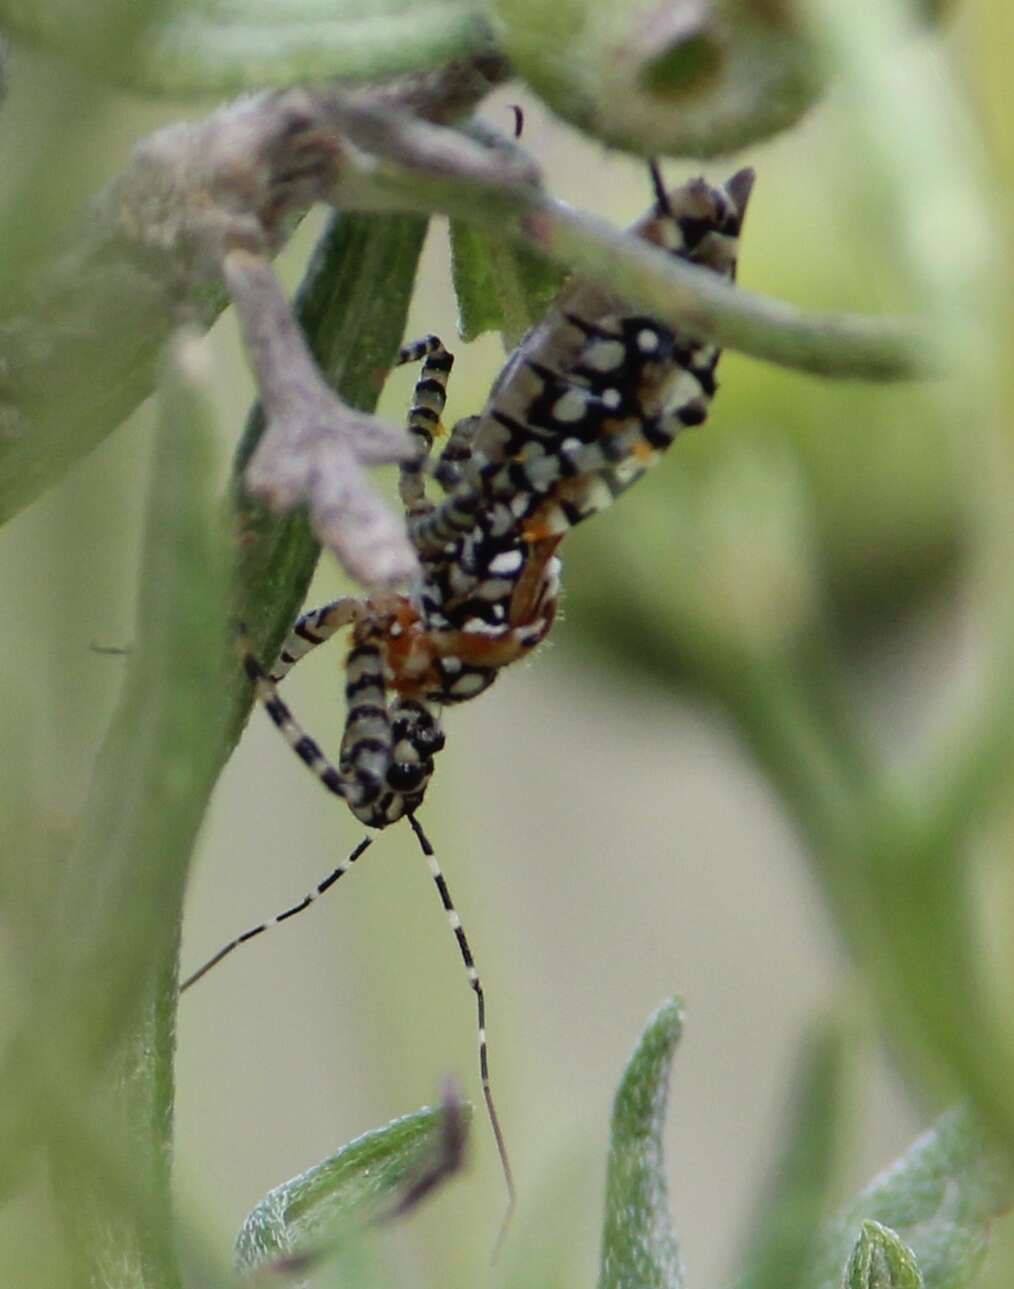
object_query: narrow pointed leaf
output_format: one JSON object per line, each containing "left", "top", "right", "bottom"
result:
{"left": 809, "top": 1106, "right": 1012, "bottom": 1289}
{"left": 737, "top": 1012, "right": 854, "bottom": 1289}
{"left": 235, "top": 1101, "right": 472, "bottom": 1272}
{"left": 841, "top": 1221, "right": 925, "bottom": 1289}
{"left": 449, "top": 219, "right": 566, "bottom": 347}
{"left": 598, "top": 997, "right": 685, "bottom": 1289}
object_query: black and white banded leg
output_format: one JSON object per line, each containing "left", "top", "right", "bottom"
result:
{"left": 183, "top": 637, "right": 394, "bottom": 986}
{"left": 433, "top": 414, "right": 481, "bottom": 492}
{"left": 407, "top": 813, "right": 515, "bottom": 1228}
{"left": 269, "top": 597, "right": 365, "bottom": 684}
{"left": 395, "top": 334, "right": 454, "bottom": 517}
{"left": 237, "top": 632, "right": 389, "bottom": 817}
{"left": 407, "top": 482, "right": 484, "bottom": 559}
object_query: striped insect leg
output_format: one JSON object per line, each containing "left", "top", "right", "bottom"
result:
{"left": 180, "top": 836, "right": 374, "bottom": 990}
{"left": 407, "top": 814, "right": 515, "bottom": 1236}
{"left": 239, "top": 631, "right": 373, "bottom": 810}
{"left": 395, "top": 334, "right": 455, "bottom": 517}
{"left": 407, "top": 483, "right": 483, "bottom": 560}
{"left": 269, "top": 597, "right": 365, "bottom": 684}
{"left": 434, "top": 414, "right": 481, "bottom": 493}
{"left": 341, "top": 633, "right": 397, "bottom": 823}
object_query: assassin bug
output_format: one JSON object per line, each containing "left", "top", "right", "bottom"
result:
{"left": 183, "top": 163, "right": 754, "bottom": 1224}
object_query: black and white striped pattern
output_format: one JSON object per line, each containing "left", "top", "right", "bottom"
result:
{"left": 340, "top": 635, "right": 394, "bottom": 813}
{"left": 411, "top": 168, "right": 754, "bottom": 605}
{"left": 269, "top": 598, "right": 362, "bottom": 684}
{"left": 179, "top": 836, "right": 373, "bottom": 991}
{"left": 396, "top": 334, "right": 454, "bottom": 517}
{"left": 239, "top": 628, "right": 444, "bottom": 828}
{"left": 240, "top": 635, "right": 367, "bottom": 808}
{"left": 186, "top": 166, "right": 755, "bottom": 1232}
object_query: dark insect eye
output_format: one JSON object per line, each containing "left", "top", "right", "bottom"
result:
{"left": 388, "top": 762, "right": 426, "bottom": 792}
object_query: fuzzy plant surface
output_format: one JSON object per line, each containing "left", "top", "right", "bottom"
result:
{"left": 0, "top": 2, "right": 1013, "bottom": 1289}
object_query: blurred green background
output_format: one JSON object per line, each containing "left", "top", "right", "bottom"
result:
{"left": 1, "top": 3, "right": 1013, "bottom": 1285}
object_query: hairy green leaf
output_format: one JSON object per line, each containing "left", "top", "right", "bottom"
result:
{"left": 449, "top": 219, "right": 566, "bottom": 347}
{"left": 841, "top": 1221, "right": 925, "bottom": 1289}
{"left": 810, "top": 1106, "right": 1011, "bottom": 1289}
{"left": 598, "top": 998, "right": 685, "bottom": 1289}
{"left": 235, "top": 1101, "right": 471, "bottom": 1272}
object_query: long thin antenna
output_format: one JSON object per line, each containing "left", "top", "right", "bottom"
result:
{"left": 648, "top": 157, "right": 672, "bottom": 215}
{"left": 407, "top": 813, "right": 515, "bottom": 1238}
{"left": 180, "top": 837, "right": 374, "bottom": 991}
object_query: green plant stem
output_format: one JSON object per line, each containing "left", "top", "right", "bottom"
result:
{"left": 39, "top": 1083, "right": 233, "bottom": 1289}
{"left": 915, "top": 343, "right": 1014, "bottom": 875}
{"left": 803, "top": 0, "right": 995, "bottom": 342}
{"left": 922, "top": 629, "right": 1014, "bottom": 848}
{"left": 0, "top": 89, "right": 936, "bottom": 546}
{"left": 726, "top": 649, "right": 1014, "bottom": 1144}
{"left": 698, "top": 650, "right": 862, "bottom": 900}
{"left": 357, "top": 159, "right": 940, "bottom": 381}
{"left": 581, "top": 573, "right": 1014, "bottom": 1179}
{"left": 140, "top": 7, "right": 491, "bottom": 95}
{"left": 43, "top": 329, "right": 229, "bottom": 1289}
{"left": 725, "top": 654, "right": 1014, "bottom": 1166}
{"left": 850, "top": 818, "right": 1014, "bottom": 1165}
{"left": 0, "top": 61, "right": 500, "bottom": 531}
{"left": 0, "top": 209, "right": 425, "bottom": 1286}
{"left": 736, "top": 1014, "right": 854, "bottom": 1289}
{"left": 0, "top": 0, "right": 493, "bottom": 94}
{"left": 801, "top": 3, "right": 1014, "bottom": 1159}
{"left": 515, "top": 198, "right": 935, "bottom": 381}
